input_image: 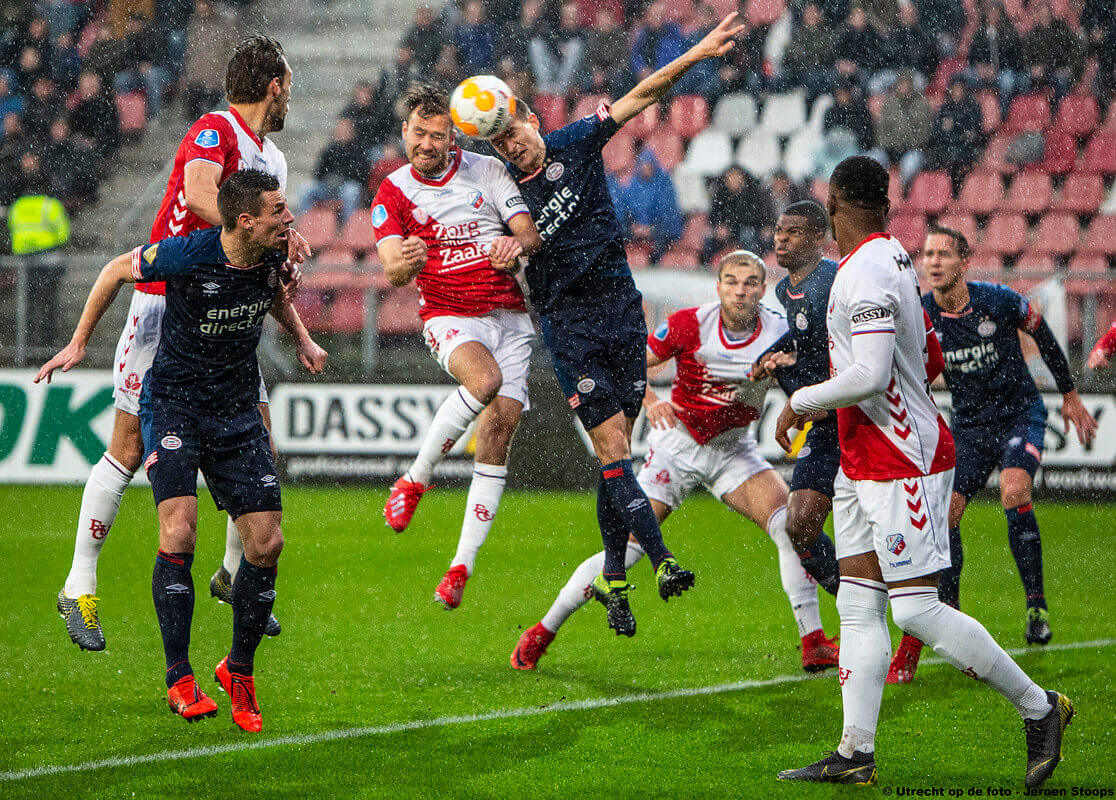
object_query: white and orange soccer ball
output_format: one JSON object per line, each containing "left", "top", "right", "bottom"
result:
{"left": 450, "top": 75, "right": 516, "bottom": 139}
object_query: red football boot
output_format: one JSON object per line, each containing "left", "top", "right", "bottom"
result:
{"left": 384, "top": 475, "right": 430, "bottom": 532}
{"left": 511, "top": 622, "right": 557, "bottom": 670}
{"left": 434, "top": 564, "right": 468, "bottom": 609}
{"left": 801, "top": 629, "right": 840, "bottom": 673}
{"left": 167, "top": 674, "right": 218, "bottom": 722}
{"left": 215, "top": 656, "right": 262, "bottom": 733}
{"left": 887, "top": 634, "right": 924, "bottom": 684}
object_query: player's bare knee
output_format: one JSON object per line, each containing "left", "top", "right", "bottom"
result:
{"left": 160, "top": 520, "right": 197, "bottom": 553}
{"left": 468, "top": 371, "right": 503, "bottom": 406}
{"left": 785, "top": 506, "right": 821, "bottom": 552}
{"left": 247, "top": 528, "right": 283, "bottom": 566}
{"left": 591, "top": 425, "right": 629, "bottom": 464}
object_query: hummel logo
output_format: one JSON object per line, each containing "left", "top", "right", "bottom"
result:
{"left": 165, "top": 583, "right": 190, "bottom": 593}
{"left": 258, "top": 589, "right": 277, "bottom": 601}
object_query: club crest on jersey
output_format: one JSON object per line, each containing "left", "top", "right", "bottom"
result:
{"left": 886, "top": 533, "right": 906, "bottom": 556}
{"left": 796, "top": 312, "right": 809, "bottom": 330}
{"left": 372, "top": 204, "right": 388, "bottom": 227}
{"left": 267, "top": 269, "right": 278, "bottom": 288}
{"left": 161, "top": 435, "right": 183, "bottom": 451}
{"left": 467, "top": 191, "right": 484, "bottom": 210}
{"left": 194, "top": 129, "right": 220, "bottom": 148}
{"left": 546, "top": 162, "right": 564, "bottom": 181}
{"left": 577, "top": 377, "right": 596, "bottom": 394}
{"left": 978, "top": 319, "right": 997, "bottom": 337}
{"left": 797, "top": 445, "right": 812, "bottom": 459}
{"left": 412, "top": 206, "right": 429, "bottom": 225}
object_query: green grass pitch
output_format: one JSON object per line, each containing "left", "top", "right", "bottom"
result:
{"left": 1, "top": 485, "right": 1113, "bottom": 798}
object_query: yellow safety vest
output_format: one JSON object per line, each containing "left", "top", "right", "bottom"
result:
{"left": 9, "top": 195, "right": 70, "bottom": 255}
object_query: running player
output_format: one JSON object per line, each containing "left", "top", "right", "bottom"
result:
{"left": 775, "top": 157, "right": 1073, "bottom": 788}
{"left": 39, "top": 170, "right": 312, "bottom": 731}
{"left": 56, "top": 35, "right": 322, "bottom": 650}
{"left": 488, "top": 13, "right": 746, "bottom": 635}
{"left": 885, "top": 225, "right": 1098, "bottom": 682}
{"left": 374, "top": 84, "right": 542, "bottom": 609}
{"left": 512, "top": 252, "right": 839, "bottom": 670}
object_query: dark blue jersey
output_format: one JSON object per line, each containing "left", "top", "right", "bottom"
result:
{"left": 133, "top": 227, "right": 283, "bottom": 412}
{"left": 923, "top": 281, "right": 1073, "bottom": 428}
{"left": 773, "top": 258, "right": 839, "bottom": 397}
{"left": 505, "top": 103, "right": 630, "bottom": 312}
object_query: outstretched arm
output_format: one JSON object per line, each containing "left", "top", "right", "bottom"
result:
{"left": 610, "top": 12, "right": 745, "bottom": 126}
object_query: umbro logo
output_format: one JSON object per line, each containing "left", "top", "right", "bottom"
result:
{"left": 165, "top": 583, "right": 190, "bottom": 593}
{"left": 258, "top": 589, "right": 277, "bottom": 601}
{"left": 202, "top": 281, "right": 220, "bottom": 295}
{"left": 626, "top": 498, "right": 648, "bottom": 512}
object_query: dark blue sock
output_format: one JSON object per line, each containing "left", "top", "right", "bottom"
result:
{"left": 153, "top": 550, "right": 195, "bottom": 688}
{"left": 228, "top": 557, "right": 277, "bottom": 676}
{"left": 939, "top": 525, "right": 963, "bottom": 609}
{"left": 597, "top": 478, "right": 631, "bottom": 580}
{"left": 797, "top": 532, "right": 839, "bottom": 596}
{"left": 1006, "top": 503, "right": 1046, "bottom": 610}
{"left": 600, "top": 460, "right": 670, "bottom": 569}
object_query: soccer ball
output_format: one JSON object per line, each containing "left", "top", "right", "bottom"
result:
{"left": 450, "top": 75, "right": 517, "bottom": 139}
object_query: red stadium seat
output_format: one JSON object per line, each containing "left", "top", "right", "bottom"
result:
{"left": 1016, "top": 251, "right": 1058, "bottom": 272}
{"left": 1079, "top": 215, "right": 1116, "bottom": 255}
{"left": 1067, "top": 254, "right": 1108, "bottom": 274}
{"left": 928, "top": 56, "right": 966, "bottom": 96}
{"left": 643, "top": 132, "right": 685, "bottom": 172}
{"left": 1081, "top": 132, "right": 1116, "bottom": 174}
{"left": 889, "top": 214, "right": 928, "bottom": 254}
{"left": 570, "top": 94, "right": 609, "bottom": 122}
{"left": 956, "top": 169, "right": 1003, "bottom": 215}
{"left": 1036, "top": 129, "right": 1077, "bottom": 174}
{"left": 888, "top": 168, "right": 904, "bottom": 211}
{"left": 680, "top": 213, "right": 710, "bottom": 251}
{"left": 340, "top": 209, "right": 376, "bottom": 257}
{"left": 981, "top": 133, "right": 1019, "bottom": 175}
{"left": 934, "top": 213, "right": 979, "bottom": 245}
{"left": 1004, "top": 94, "right": 1052, "bottom": 133}
{"left": 905, "top": 171, "right": 953, "bottom": 215}
{"left": 745, "top": 0, "right": 785, "bottom": 26}
{"left": 967, "top": 254, "right": 1004, "bottom": 282}
{"left": 531, "top": 93, "right": 567, "bottom": 133}
{"left": 1055, "top": 95, "right": 1099, "bottom": 138}
{"left": 319, "top": 246, "right": 356, "bottom": 265}
{"left": 978, "top": 91, "right": 1002, "bottom": 135}
{"left": 1053, "top": 172, "right": 1104, "bottom": 214}
{"left": 625, "top": 104, "right": 659, "bottom": 140}
{"left": 667, "top": 95, "right": 710, "bottom": 140}
{"left": 116, "top": 92, "right": 146, "bottom": 135}
{"left": 1001, "top": 171, "right": 1053, "bottom": 214}
{"left": 298, "top": 207, "right": 339, "bottom": 252}
{"left": 660, "top": 245, "right": 700, "bottom": 269}
{"left": 979, "top": 213, "right": 1028, "bottom": 255}
{"left": 626, "top": 242, "right": 652, "bottom": 269}
{"left": 377, "top": 285, "right": 423, "bottom": 335}
{"left": 603, "top": 133, "right": 637, "bottom": 176}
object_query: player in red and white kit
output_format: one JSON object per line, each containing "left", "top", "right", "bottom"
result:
{"left": 373, "top": 85, "right": 542, "bottom": 609}
{"left": 1087, "top": 319, "right": 1116, "bottom": 370}
{"left": 511, "top": 252, "right": 839, "bottom": 671}
{"left": 56, "top": 36, "right": 326, "bottom": 652}
{"left": 775, "top": 157, "right": 1072, "bottom": 788}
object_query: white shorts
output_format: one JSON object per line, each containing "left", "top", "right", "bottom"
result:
{"left": 423, "top": 309, "right": 534, "bottom": 410}
{"left": 637, "top": 423, "right": 772, "bottom": 510}
{"left": 112, "top": 290, "right": 268, "bottom": 416}
{"left": 832, "top": 467, "right": 954, "bottom": 581}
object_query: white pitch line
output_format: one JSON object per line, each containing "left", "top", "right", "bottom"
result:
{"left": 4, "top": 636, "right": 1113, "bottom": 783}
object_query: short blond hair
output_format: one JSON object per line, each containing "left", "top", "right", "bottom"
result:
{"left": 717, "top": 249, "right": 765, "bottom": 279}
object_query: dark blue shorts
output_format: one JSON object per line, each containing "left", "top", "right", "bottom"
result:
{"left": 140, "top": 394, "right": 281, "bottom": 519}
{"left": 953, "top": 403, "right": 1047, "bottom": 500}
{"left": 790, "top": 419, "right": 840, "bottom": 498}
{"left": 539, "top": 287, "right": 648, "bottom": 431}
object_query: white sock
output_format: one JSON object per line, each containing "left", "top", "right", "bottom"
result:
{"left": 223, "top": 516, "right": 244, "bottom": 579}
{"left": 767, "top": 506, "right": 822, "bottom": 637}
{"left": 407, "top": 387, "right": 486, "bottom": 485}
{"left": 541, "top": 542, "right": 645, "bottom": 633}
{"left": 450, "top": 463, "right": 508, "bottom": 576}
{"left": 836, "top": 577, "right": 891, "bottom": 757}
{"left": 64, "top": 454, "right": 134, "bottom": 597}
{"left": 888, "top": 587, "right": 1053, "bottom": 719}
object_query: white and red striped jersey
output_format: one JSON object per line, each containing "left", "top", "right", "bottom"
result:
{"left": 140, "top": 108, "right": 288, "bottom": 295}
{"left": 370, "top": 147, "right": 531, "bottom": 321}
{"left": 648, "top": 301, "right": 788, "bottom": 444}
{"left": 807, "top": 233, "right": 954, "bottom": 481}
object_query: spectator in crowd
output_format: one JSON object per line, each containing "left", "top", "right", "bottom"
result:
{"left": 967, "top": 2, "right": 1023, "bottom": 112}
{"left": 1021, "top": 1, "right": 1085, "bottom": 105}
{"left": 494, "top": 51, "right": 534, "bottom": 100}
{"left": 768, "top": 169, "right": 811, "bottom": 213}
{"left": 43, "top": 116, "right": 97, "bottom": 209}
{"left": 181, "top": 0, "right": 238, "bottom": 121}
{"left": 882, "top": 3, "right": 939, "bottom": 92}
{"left": 343, "top": 80, "right": 392, "bottom": 156}
{"left": 154, "top": 0, "right": 196, "bottom": 81}
{"left": 779, "top": 2, "right": 836, "bottom": 110}
{"left": 823, "top": 79, "right": 875, "bottom": 151}
{"left": 631, "top": 1, "right": 685, "bottom": 80}
{"left": 1096, "top": 14, "right": 1116, "bottom": 108}
{"left": 298, "top": 118, "right": 370, "bottom": 223}
{"left": 51, "top": 32, "right": 81, "bottom": 92}
{"left": 430, "top": 44, "right": 461, "bottom": 90}
{"left": 83, "top": 23, "right": 123, "bottom": 89}
{"left": 930, "top": 75, "right": 984, "bottom": 193}
{"left": 0, "top": 113, "right": 28, "bottom": 204}
{"left": 367, "top": 140, "right": 407, "bottom": 198}
{"left": 113, "top": 13, "right": 170, "bottom": 118}
{"left": 39, "top": 0, "right": 91, "bottom": 40}
{"left": 916, "top": 0, "right": 967, "bottom": 46}
{"left": 673, "top": 4, "right": 721, "bottom": 101}
{"left": 402, "top": 5, "right": 445, "bottom": 72}
{"left": 22, "top": 75, "right": 58, "bottom": 139}
{"left": 703, "top": 165, "right": 773, "bottom": 261}
{"left": 495, "top": 0, "right": 542, "bottom": 75}
{"left": 529, "top": 1, "right": 584, "bottom": 95}
{"left": 876, "top": 70, "right": 933, "bottom": 185}
{"left": 379, "top": 45, "right": 419, "bottom": 108}
{"left": 69, "top": 70, "right": 120, "bottom": 165}
{"left": 0, "top": 73, "right": 23, "bottom": 118}
{"left": 716, "top": 15, "right": 767, "bottom": 95}
{"left": 833, "top": 6, "right": 886, "bottom": 88}
{"left": 455, "top": 0, "right": 495, "bottom": 75}
{"left": 15, "top": 47, "right": 50, "bottom": 95}
{"left": 614, "top": 150, "right": 682, "bottom": 262}
{"left": 23, "top": 16, "right": 54, "bottom": 74}
{"left": 814, "top": 0, "right": 851, "bottom": 26}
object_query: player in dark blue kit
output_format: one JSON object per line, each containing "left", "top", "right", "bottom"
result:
{"left": 37, "top": 170, "right": 326, "bottom": 731}
{"left": 887, "top": 225, "right": 1097, "bottom": 683}
{"left": 488, "top": 12, "right": 745, "bottom": 637}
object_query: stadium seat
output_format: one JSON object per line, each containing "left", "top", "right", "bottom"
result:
{"left": 1004, "top": 94, "right": 1053, "bottom": 132}
{"left": 711, "top": 92, "right": 757, "bottom": 136}
{"left": 673, "top": 166, "right": 710, "bottom": 214}
{"left": 967, "top": 254, "right": 1004, "bottom": 282}
{"left": 1036, "top": 129, "right": 1077, "bottom": 174}
{"left": 625, "top": 104, "right": 659, "bottom": 140}
{"left": 603, "top": 133, "right": 637, "bottom": 175}
{"left": 708, "top": 0, "right": 738, "bottom": 19}
{"left": 1055, "top": 95, "right": 1099, "bottom": 138}
{"left": 377, "top": 285, "right": 422, "bottom": 335}
{"left": 116, "top": 92, "right": 146, "bottom": 135}
{"left": 668, "top": 95, "right": 709, "bottom": 140}
{"left": 978, "top": 213, "right": 1028, "bottom": 255}
{"left": 660, "top": 245, "right": 700, "bottom": 269}
{"left": 981, "top": 133, "right": 1019, "bottom": 175}
{"left": 319, "top": 246, "right": 356, "bottom": 265}
{"left": 298, "top": 207, "right": 339, "bottom": 252}
{"left": 734, "top": 130, "right": 781, "bottom": 178}
{"left": 531, "top": 93, "right": 567, "bottom": 133}
{"left": 782, "top": 129, "right": 820, "bottom": 181}
{"left": 928, "top": 56, "right": 966, "bottom": 96}
{"left": 745, "top": 0, "right": 785, "bottom": 26}
{"left": 888, "top": 168, "right": 904, "bottom": 212}
{"left": 683, "top": 129, "right": 733, "bottom": 176}
{"left": 680, "top": 213, "right": 710, "bottom": 251}
{"left": 934, "top": 213, "right": 979, "bottom": 245}
{"left": 340, "top": 209, "right": 376, "bottom": 257}
{"left": 977, "top": 90, "right": 1002, "bottom": 135}
{"left": 888, "top": 214, "right": 927, "bottom": 254}
{"left": 570, "top": 94, "right": 609, "bottom": 121}
{"left": 1067, "top": 254, "right": 1107, "bottom": 274}
{"left": 1001, "top": 171, "right": 1053, "bottom": 214}
{"left": 905, "top": 171, "right": 953, "bottom": 215}
{"left": 806, "top": 93, "right": 833, "bottom": 132}
{"left": 1053, "top": 172, "right": 1104, "bottom": 214}
{"left": 1081, "top": 131, "right": 1116, "bottom": 174}
{"left": 625, "top": 242, "right": 652, "bottom": 269}
{"left": 956, "top": 169, "right": 1004, "bottom": 215}
{"left": 758, "top": 90, "right": 807, "bottom": 138}
{"left": 644, "top": 132, "right": 685, "bottom": 172}
{"left": 1015, "top": 251, "right": 1058, "bottom": 272}
{"left": 1079, "top": 214, "right": 1116, "bottom": 255}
